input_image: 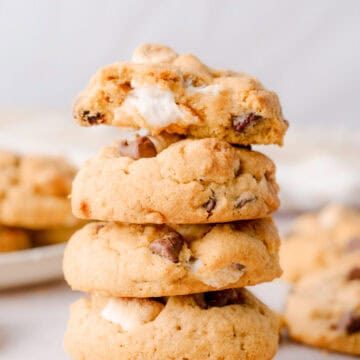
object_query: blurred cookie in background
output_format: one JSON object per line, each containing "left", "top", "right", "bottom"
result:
{"left": 280, "top": 204, "right": 360, "bottom": 282}
{"left": 0, "top": 149, "right": 80, "bottom": 252}
{"left": 284, "top": 258, "right": 360, "bottom": 355}
{"left": 0, "top": 227, "right": 31, "bottom": 252}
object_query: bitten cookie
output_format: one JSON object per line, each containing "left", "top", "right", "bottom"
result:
{"left": 64, "top": 288, "right": 279, "bottom": 360}
{"left": 73, "top": 43, "right": 288, "bottom": 146}
{"left": 285, "top": 259, "right": 360, "bottom": 355}
{"left": 64, "top": 218, "right": 281, "bottom": 297}
{"left": 0, "top": 150, "right": 78, "bottom": 229}
{"left": 281, "top": 204, "right": 360, "bottom": 282}
{"left": 0, "top": 227, "right": 31, "bottom": 252}
{"left": 71, "top": 138, "right": 279, "bottom": 224}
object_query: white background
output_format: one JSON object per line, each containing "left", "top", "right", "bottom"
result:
{"left": 0, "top": 0, "right": 360, "bottom": 131}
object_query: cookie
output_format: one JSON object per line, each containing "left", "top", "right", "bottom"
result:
{"left": 285, "top": 259, "right": 360, "bottom": 355}
{"left": 73, "top": 43, "right": 288, "bottom": 146}
{"left": 64, "top": 218, "right": 281, "bottom": 297}
{"left": 0, "top": 226, "right": 31, "bottom": 252}
{"left": 281, "top": 204, "right": 360, "bottom": 282}
{"left": 30, "top": 224, "right": 84, "bottom": 247}
{"left": 71, "top": 138, "right": 279, "bottom": 224}
{"left": 0, "top": 150, "right": 78, "bottom": 229}
{"left": 64, "top": 288, "right": 279, "bottom": 360}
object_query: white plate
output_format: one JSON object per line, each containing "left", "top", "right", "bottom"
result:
{"left": 0, "top": 243, "right": 65, "bottom": 289}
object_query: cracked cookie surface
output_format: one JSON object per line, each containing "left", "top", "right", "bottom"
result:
{"left": 63, "top": 218, "right": 281, "bottom": 297}
{"left": 73, "top": 43, "right": 288, "bottom": 146}
{"left": 281, "top": 204, "right": 360, "bottom": 282}
{"left": 0, "top": 150, "right": 78, "bottom": 229}
{"left": 64, "top": 288, "right": 279, "bottom": 360}
{"left": 71, "top": 138, "right": 279, "bottom": 223}
{"left": 285, "top": 259, "right": 360, "bottom": 355}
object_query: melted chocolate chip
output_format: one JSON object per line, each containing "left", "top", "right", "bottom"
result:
{"left": 149, "top": 232, "right": 184, "bottom": 263}
{"left": 201, "top": 289, "right": 245, "bottom": 308}
{"left": 202, "top": 191, "right": 216, "bottom": 217}
{"left": 235, "top": 194, "right": 256, "bottom": 209}
{"left": 336, "top": 312, "right": 360, "bottom": 334}
{"left": 346, "top": 237, "right": 360, "bottom": 252}
{"left": 118, "top": 136, "right": 157, "bottom": 160}
{"left": 81, "top": 110, "right": 104, "bottom": 125}
{"left": 232, "top": 113, "right": 261, "bottom": 132}
{"left": 347, "top": 267, "right": 360, "bottom": 281}
{"left": 232, "top": 263, "right": 246, "bottom": 271}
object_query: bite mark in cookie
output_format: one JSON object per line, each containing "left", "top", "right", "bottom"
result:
{"left": 73, "top": 44, "right": 288, "bottom": 145}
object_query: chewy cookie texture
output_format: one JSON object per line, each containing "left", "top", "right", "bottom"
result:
{"left": 64, "top": 219, "right": 281, "bottom": 297}
{"left": 73, "top": 44, "right": 288, "bottom": 145}
{"left": 64, "top": 288, "right": 280, "bottom": 360}
{"left": 71, "top": 137, "right": 279, "bottom": 224}
{"left": 285, "top": 259, "right": 360, "bottom": 355}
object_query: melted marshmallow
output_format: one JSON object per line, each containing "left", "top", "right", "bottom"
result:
{"left": 101, "top": 298, "right": 163, "bottom": 331}
{"left": 190, "top": 260, "right": 246, "bottom": 288}
{"left": 121, "top": 83, "right": 186, "bottom": 128}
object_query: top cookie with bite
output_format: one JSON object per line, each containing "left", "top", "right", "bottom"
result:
{"left": 73, "top": 44, "right": 288, "bottom": 146}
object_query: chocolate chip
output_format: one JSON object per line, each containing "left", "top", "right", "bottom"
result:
{"left": 232, "top": 263, "right": 246, "bottom": 271}
{"left": 81, "top": 110, "right": 104, "bottom": 125}
{"left": 149, "top": 232, "right": 184, "bottom": 263}
{"left": 201, "top": 289, "right": 245, "bottom": 308}
{"left": 202, "top": 191, "right": 216, "bottom": 217}
{"left": 336, "top": 312, "right": 360, "bottom": 334}
{"left": 232, "top": 113, "right": 261, "bottom": 132}
{"left": 346, "top": 237, "right": 360, "bottom": 252}
{"left": 235, "top": 194, "right": 256, "bottom": 209}
{"left": 347, "top": 267, "right": 360, "bottom": 281}
{"left": 118, "top": 136, "right": 157, "bottom": 160}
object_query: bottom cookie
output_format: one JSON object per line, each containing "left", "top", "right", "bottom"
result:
{"left": 285, "top": 258, "right": 360, "bottom": 355}
{"left": 64, "top": 288, "right": 279, "bottom": 360}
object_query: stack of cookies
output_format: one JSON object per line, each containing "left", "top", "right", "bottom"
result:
{"left": 0, "top": 150, "right": 79, "bottom": 253}
{"left": 64, "top": 44, "right": 288, "bottom": 359}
